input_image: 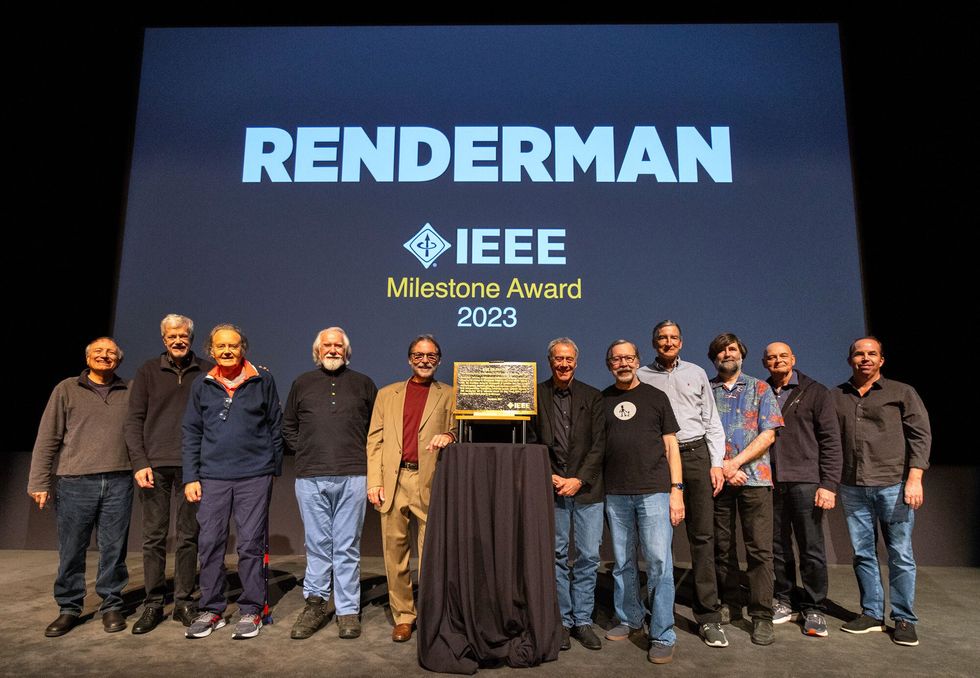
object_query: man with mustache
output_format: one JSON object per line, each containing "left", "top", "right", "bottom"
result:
{"left": 284, "top": 327, "right": 377, "bottom": 640}
{"left": 709, "top": 333, "right": 783, "bottom": 646}
{"left": 602, "top": 340, "right": 684, "bottom": 664}
{"left": 367, "top": 334, "right": 456, "bottom": 642}
{"left": 29, "top": 337, "right": 132, "bottom": 636}
{"left": 126, "top": 314, "right": 213, "bottom": 634}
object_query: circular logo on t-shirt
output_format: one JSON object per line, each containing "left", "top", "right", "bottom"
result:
{"left": 614, "top": 401, "right": 636, "bottom": 420}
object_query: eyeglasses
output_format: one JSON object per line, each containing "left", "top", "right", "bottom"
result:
{"left": 608, "top": 355, "right": 637, "bottom": 365}
{"left": 409, "top": 352, "right": 440, "bottom": 363}
{"left": 550, "top": 356, "right": 576, "bottom": 364}
{"left": 218, "top": 397, "right": 233, "bottom": 421}
{"left": 89, "top": 348, "right": 119, "bottom": 358}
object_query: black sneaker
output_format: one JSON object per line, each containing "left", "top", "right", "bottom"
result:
{"left": 892, "top": 620, "right": 919, "bottom": 646}
{"left": 840, "top": 614, "right": 885, "bottom": 634}
{"left": 700, "top": 622, "right": 729, "bottom": 648}
{"left": 570, "top": 624, "right": 602, "bottom": 650}
{"left": 132, "top": 606, "right": 164, "bottom": 635}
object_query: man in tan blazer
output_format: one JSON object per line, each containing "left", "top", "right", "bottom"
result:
{"left": 367, "top": 334, "right": 456, "bottom": 642}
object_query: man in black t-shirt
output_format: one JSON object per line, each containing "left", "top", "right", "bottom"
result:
{"left": 602, "top": 340, "right": 685, "bottom": 665}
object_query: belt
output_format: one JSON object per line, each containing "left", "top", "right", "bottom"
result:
{"left": 678, "top": 436, "right": 706, "bottom": 452}
{"left": 399, "top": 461, "right": 419, "bottom": 471}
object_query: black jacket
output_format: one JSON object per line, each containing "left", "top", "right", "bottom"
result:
{"left": 529, "top": 378, "right": 605, "bottom": 504}
{"left": 768, "top": 370, "right": 843, "bottom": 492}
{"left": 125, "top": 352, "right": 213, "bottom": 470}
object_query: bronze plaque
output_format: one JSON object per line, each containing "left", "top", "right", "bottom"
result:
{"left": 453, "top": 362, "right": 537, "bottom": 416}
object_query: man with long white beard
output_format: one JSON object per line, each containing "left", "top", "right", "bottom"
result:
{"left": 283, "top": 327, "right": 377, "bottom": 640}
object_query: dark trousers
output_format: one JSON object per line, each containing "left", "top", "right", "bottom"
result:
{"left": 773, "top": 482, "right": 828, "bottom": 613}
{"left": 714, "top": 484, "right": 774, "bottom": 621}
{"left": 139, "top": 466, "right": 199, "bottom": 607}
{"left": 197, "top": 475, "right": 272, "bottom": 616}
{"left": 679, "top": 439, "right": 721, "bottom": 623}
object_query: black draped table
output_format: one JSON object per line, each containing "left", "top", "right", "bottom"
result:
{"left": 417, "top": 443, "right": 562, "bottom": 674}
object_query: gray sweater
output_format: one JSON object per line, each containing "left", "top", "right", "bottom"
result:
{"left": 28, "top": 370, "right": 131, "bottom": 493}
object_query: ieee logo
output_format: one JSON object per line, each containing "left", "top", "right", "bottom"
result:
{"left": 403, "top": 223, "right": 452, "bottom": 269}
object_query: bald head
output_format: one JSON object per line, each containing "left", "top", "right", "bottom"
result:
{"left": 762, "top": 341, "right": 796, "bottom": 384}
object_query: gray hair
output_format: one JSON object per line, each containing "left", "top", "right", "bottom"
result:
{"left": 652, "top": 320, "right": 682, "bottom": 343}
{"left": 605, "top": 339, "right": 639, "bottom": 364}
{"left": 85, "top": 337, "right": 124, "bottom": 364}
{"left": 312, "top": 327, "right": 352, "bottom": 365}
{"left": 160, "top": 314, "right": 194, "bottom": 340}
{"left": 206, "top": 324, "right": 248, "bottom": 355}
{"left": 547, "top": 337, "right": 579, "bottom": 360}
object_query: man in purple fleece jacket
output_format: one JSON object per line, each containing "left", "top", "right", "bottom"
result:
{"left": 182, "top": 324, "right": 283, "bottom": 640}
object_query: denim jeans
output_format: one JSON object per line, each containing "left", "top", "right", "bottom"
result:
{"left": 54, "top": 472, "right": 133, "bottom": 614}
{"left": 605, "top": 493, "right": 676, "bottom": 645}
{"left": 139, "top": 466, "right": 199, "bottom": 607}
{"left": 554, "top": 495, "right": 603, "bottom": 627}
{"left": 838, "top": 483, "right": 917, "bottom": 623}
{"left": 295, "top": 475, "right": 367, "bottom": 615}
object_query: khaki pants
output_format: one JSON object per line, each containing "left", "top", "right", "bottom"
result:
{"left": 380, "top": 468, "right": 427, "bottom": 625}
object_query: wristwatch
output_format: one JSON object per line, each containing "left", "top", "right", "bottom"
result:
{"left": 671, "top": 483, "right": 685, "bottom": 491}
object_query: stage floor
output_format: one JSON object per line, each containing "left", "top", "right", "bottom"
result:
{"left": 1, "top": 551, "right": 976, "bottom": 677}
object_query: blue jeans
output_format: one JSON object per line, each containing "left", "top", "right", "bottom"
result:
{"left": 605, "top": 493, "right": 676, "bottom": 645}
{"left": 54, "top": 472, "right": 133, "bottom": 614}
{"left": 554, "top": 496, "right": 603, "bottom": 627}
{"left": 295, "top": 475, "right": 367, "bottom": 615}
{"left": 839, "top": 483, "right": 917, "bottom": 623}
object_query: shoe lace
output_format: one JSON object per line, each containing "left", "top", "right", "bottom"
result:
{"left": 239, "top": 614, "right": 260, "bottom": 624}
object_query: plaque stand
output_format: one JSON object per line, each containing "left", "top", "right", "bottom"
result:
{"left": 456, "top": 415, "right": 530, "bottom": 444}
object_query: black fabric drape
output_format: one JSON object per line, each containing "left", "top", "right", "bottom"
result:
{"left": 417, "top": 443, "right": 562, "bottom": 674}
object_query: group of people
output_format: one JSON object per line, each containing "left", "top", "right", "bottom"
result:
{"left": 27, "top": 315, "right": 930, "bottom": 665}
{"left": 535, "top": 323, "right": 930, "bottom": 665}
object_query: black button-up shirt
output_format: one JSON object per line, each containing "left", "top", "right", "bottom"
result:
{"left": 832, "top": 377, "right": 931, "bottom": 486}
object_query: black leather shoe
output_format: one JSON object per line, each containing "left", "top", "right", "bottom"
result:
{"left": 132, "top": 607, "right": 164, "bottom": 634}
{"left": 172, "top": 604, "right": 199, "bottom": 627}
{"left": 102, "top": 610, "right": 127, "bottom": 633}
{"left": 560, "top": 626, "right": 571, "bottom": 651}
{"left": 45, "top": 613, "right": 80, "bottom": 637}
{"left": 571, "top": 624, "right": 602, "bottom": 650}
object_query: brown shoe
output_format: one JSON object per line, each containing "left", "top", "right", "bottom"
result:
{"left": 392, "top": 622, "right": 413, "bottom": 642}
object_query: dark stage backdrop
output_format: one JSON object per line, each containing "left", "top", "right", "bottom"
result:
{"left": 113, "top": 25, "right": 862, "bottom": 393}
